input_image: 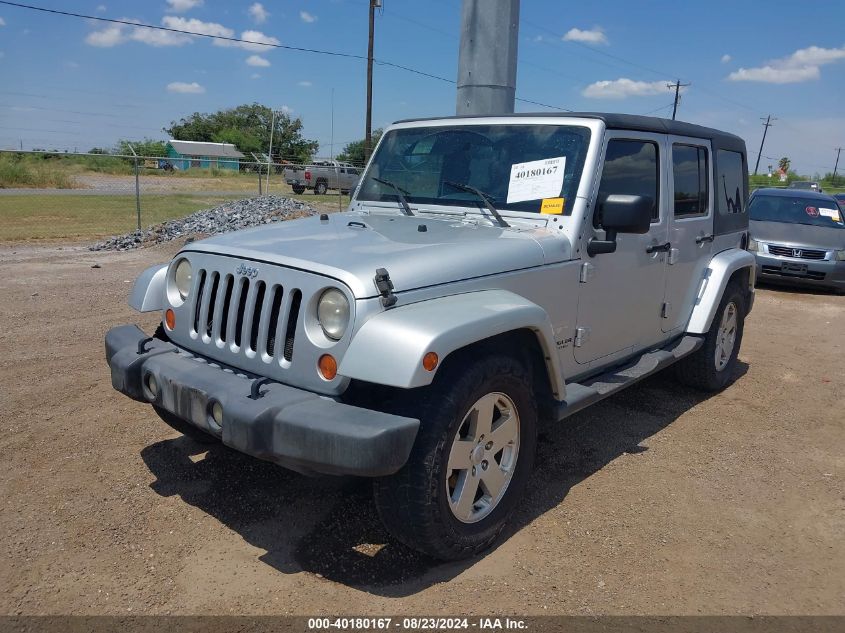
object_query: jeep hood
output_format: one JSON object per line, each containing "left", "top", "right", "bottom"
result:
{"left": 183, "top": 212, "right": 569, "bottom": 298}
{"left": 750, "top": 220, "right": 845, "bottom": 251}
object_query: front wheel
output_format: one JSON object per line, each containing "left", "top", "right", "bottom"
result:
{"left": 313, "top": 181, "right": 328, "bottom": 195}
{"left": 291, "top": 184, "right": 305, "bottom": 195}
{"left": 676, "top": 282, "right": 746, "bottom": 391}
{"left": 373, "top": 354, "right": 537, "bottom": 560}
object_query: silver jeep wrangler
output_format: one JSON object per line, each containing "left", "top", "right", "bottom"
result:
{"left": 106, "top": 113, "right": 755, "bottom": 560}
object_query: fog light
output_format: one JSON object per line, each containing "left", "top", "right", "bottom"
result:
{"left": 145, "top": 374, "right": 158, "bottom": 399}
{"left": 165, "top": 308, "right": 176, "bottom": 330}
{"left": 422, "top": 351, "right": 439, "bottom": 372}
{"left": 211, "top": 401, "right": 223, "bottom": 427}
{"left": 318, "top": 354, "right": 338, "bottom": 380}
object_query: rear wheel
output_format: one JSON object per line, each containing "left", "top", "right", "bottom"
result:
{"left": 373, "top": 354, "right": 537, "bottom": 560}
{"left": 291, "top": 185, "right": 305, "bottom": 195}
{"left": 676, "top": 282, "right": 746, "bottom": 391}
{"left": 314, "top": 180, "right": 328, "bottom": 195}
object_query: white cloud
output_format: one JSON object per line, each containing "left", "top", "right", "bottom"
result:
{"left": 96, "top": 5, "right": 106, "bottom": 12}
{"left": 250, "top": 73, "right": 261, "bottom": 80}
{"left": 280, "top": 105, "right": 293, "bottom": 114}
{"left": 563, "top": 27, "right": 607, "bottom": 45}
{"left": 167, "top": 81, "right": 205, "bottom": 94}
{"left": 132, "top": 27, "right": 192, "bottom": 47}
{"left": 166, "top": 0, "right": 203, "bottom": 13}
{"left": 249, "top": 3, "right": 269, "bottom": 24}
{"left": 582, "top": 78, "right": 674, "bottom": 99}
{"left": 721, "top": 54, "right": 731, "bottom": 64}
{"left": 246, "top": 54, "right": 270, "bottom": 67}
{"left": 162, "top": 16, "right": 233, "bottom": 40}
{"left": 0, "top": 51, "right": 5, "bottom": 59}
{"left": 300, "top": 11, "right": 317, "bottom": 23}
{"left": 297, "top": 80, "right": 312, "bottom": 87}
{"left": 85, "top": 23, "right": 125, "bottom": 47}
{"left": 64, "top": 61, "right": 80, "bottom": 69}
{"left": 0, "top": 17, "right": 6, "bottom": 26}
{"left": 232, "top": 30, "right": 280, "bottom": 51}
{"left": 727, "top": 44, "right": 845, "bottom": 84}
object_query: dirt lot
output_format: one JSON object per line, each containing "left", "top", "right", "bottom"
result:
{"left": 0, "top": 240, "right": 842, "bottom": 616}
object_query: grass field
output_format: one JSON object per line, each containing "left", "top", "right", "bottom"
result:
{"left": 0, "top": 188, "right": 350, "bottom": 241}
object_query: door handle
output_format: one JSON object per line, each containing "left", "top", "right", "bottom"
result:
{"left": 695, "top": 234, "right": 715, "bottom": 244}
{"left": 646, "top": 242, "right": 671, "bottom": 254}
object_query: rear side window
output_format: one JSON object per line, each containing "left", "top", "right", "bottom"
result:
{"left": 673, "top": 144, "right": 709, "bottom": 217}
{"left": 716, "top": 150, "right": 745, "bottom": 215}
{"left": 595, "top": 139, "right": 660, "bottom": 227}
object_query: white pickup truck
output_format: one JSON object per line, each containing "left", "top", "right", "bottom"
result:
{"left": 283, "top": 160, "right": 361, "bottom": 195}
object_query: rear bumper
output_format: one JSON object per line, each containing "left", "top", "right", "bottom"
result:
{"left": 753, "top": 252, "right": 845, "bottom": 290}
{"left": 105, "top": 325, "right": 419, "bottom": 476}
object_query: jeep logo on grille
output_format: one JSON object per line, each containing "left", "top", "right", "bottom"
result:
{"left": 236, "top": 263, "right": 259, "bottom": 278}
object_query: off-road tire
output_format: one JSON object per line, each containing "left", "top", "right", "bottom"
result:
{"left": 675, "top": 282, "right": 746, "bottom": 391}
{"left": 291, "top": 185, "right": 305, "bottom": 195}
{"left": 373, "top": 353, "right": 538, "bottom": 560}
{"left": 153, "top": 406, "right": 218, "bottom": 444}
{"left": 314, "top": 180, "right": 328, "bottom": 195}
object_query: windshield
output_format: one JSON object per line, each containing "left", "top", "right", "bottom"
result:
{"left": 749, "top": 194, "right": 844, "bottom": 228}
{"left": 357, "top": 124, "right": 592, "bottom": 215}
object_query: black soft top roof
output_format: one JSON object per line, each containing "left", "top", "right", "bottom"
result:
{"left": 394, "top": 112, "right": 744, "bottom": 149}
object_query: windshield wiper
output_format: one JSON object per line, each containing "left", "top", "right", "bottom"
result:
{"left": 444, "top": 181, "right": 509, "bottom": 228}
{"left": 372, "top": 177, "right": 414, "bottom": 216}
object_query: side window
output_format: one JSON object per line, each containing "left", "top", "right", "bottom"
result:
{"left": 673, "top": 144, "right": 709, "bottom": 217}
{"left": 716, "top": 150, "right": 745, "bottom": 215}
{"left": 595, "top": 139, "right": 659, "bottom": 228}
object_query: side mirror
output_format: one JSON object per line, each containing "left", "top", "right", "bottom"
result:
{"left": 587, "top": 194, "right": 654, "bottom": 256}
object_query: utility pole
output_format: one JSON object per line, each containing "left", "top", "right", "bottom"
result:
{"left": 666, "top": 80, "right": 690, "bottom": 120}
{"left": 364, "top": 0, "right": 380, "bottom": 163}
{"left": 456, "top": 0, "right": 520, "bottom": 115}
{"left": 753, "top": 115, "right": 776, "bottom": 176}
{"left": 266, "top": 108, "right": 276, "bottom": 192}
{"left": 833, "top": 147, "right": 842, "bottom": 186}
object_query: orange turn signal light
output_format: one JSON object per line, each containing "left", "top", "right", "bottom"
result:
{"left": 422, "top": 352, "right": 439, "bottom": 372}
{"left": 318, "top": 354, "right": 338, "bottom": 380}
{"left": 165, "top": 308, "right": 176, "bottom": 330}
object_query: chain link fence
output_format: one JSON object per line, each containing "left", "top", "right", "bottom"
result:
{"left": 0, "top": 149, "right": 364, "bottom": 240}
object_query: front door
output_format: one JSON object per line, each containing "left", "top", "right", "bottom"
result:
{"left": 662, "top": 137, "right": 714, "bottom": 333}
{"left": 574, "top": 132, "right": 670, "bottom": 365}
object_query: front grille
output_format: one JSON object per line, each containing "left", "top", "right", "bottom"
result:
{"left": 768, "top": 244, "right": 827, "bottom": 260}
{"left": 762, "top": 265, "right": 826, "bottom": 281}
{"left": 190, "top": 268, "right": 303, "bottom": 364}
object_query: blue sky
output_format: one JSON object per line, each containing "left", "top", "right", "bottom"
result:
{"left": 0, "top": 0, "right": 843, "bottom": 174}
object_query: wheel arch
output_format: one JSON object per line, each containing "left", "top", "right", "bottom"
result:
{"left": 686, "top": 248, "right": 755, "bottom": 334}
{"left": 338, "top": 290, "right": 566, "bottom": 399}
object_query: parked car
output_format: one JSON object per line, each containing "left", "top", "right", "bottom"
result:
{"left": 833, "top": 192, "right": 845, "bottom": 210}
{"left": 748, "top": 188, "right": 845, "bottom": 292}
{"left": 788, "top": 180, "right": 823, "bottom": 193}
{"left": 106, "top": 113, "right": 755, "bottom": 560}
{"left": 283, "top": 160, "right": 360, "bottom": 195}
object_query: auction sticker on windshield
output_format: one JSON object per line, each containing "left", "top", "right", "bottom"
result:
{"left": 819, "top": 207, "right": 842, "bottom": 222}
{"left": 507, "top": 156, "right": 566, "bottom": 204}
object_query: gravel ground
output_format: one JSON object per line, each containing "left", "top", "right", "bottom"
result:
{"left": 89, "top": 196, "right": 315, "bottom": 251}
{"left": 0, "top": 241, "right": 842, "bottom": 616}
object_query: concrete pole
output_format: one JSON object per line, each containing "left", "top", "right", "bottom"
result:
{"left": 456, "top": 0, "right": 520, "bottom": 116}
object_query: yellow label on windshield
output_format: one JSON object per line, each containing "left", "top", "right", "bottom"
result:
{"left": 541, "top": 198, "right": 564, "bottom": 215}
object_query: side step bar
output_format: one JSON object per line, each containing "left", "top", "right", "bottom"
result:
{"left": 555, "top": 335, "right": 703, "bottom": 421}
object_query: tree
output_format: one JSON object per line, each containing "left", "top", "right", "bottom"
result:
{"left": 337, "top": 129, "right": 383, "bottom": 166}
{"left": 778, "top": 157, "right": 791, "bottom": 173}
{"left": 116, "top": 138, "right": 168, "bottom": 157}
{"left": 165, "top": 103, "right": 319, "bottom": 163}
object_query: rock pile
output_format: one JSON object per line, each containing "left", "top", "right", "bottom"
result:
{"left": 89, "top": 196, "right": 315, "bottom": 251}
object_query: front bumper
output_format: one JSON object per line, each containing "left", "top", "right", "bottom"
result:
{"left": 105, "top": 325, "right": 419, "bottom": 476}
{"left": 753, "top": 252, "right": 845, "bottom": 290}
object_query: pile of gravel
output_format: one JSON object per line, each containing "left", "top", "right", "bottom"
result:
{"left": 89, "top": 196, "right": 315, "bottom": 251}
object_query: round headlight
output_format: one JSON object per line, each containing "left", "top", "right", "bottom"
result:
{"left": 317, "top": 288, "right": 350, "bottom": 340}
{"left": 174, "top": 259, "right": 193, "bottom": 299}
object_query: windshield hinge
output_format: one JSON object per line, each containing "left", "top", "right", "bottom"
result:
{"left": 374, "top": 268, "right": 397, "bottom": 308}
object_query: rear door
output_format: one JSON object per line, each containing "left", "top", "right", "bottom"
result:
{"left": 662, "top": 138, "right": 714, "bottom": 333}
